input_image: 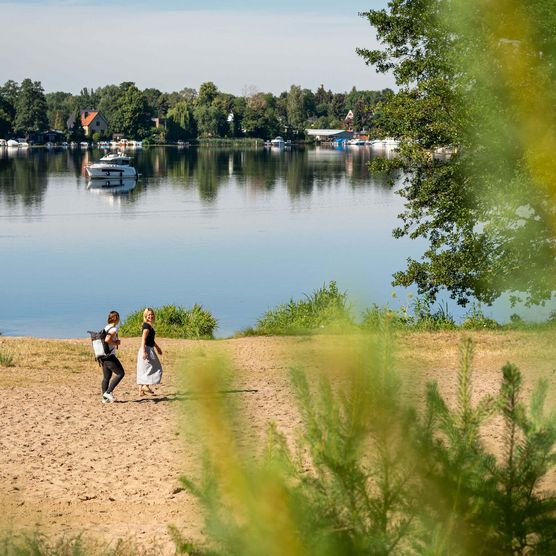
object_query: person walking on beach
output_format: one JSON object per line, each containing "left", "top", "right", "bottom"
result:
{"left": 101, "top": 310, "right": 125, "bottom": 403}
{"left": 137, "top": 307, "right": 163, "bottom": 396}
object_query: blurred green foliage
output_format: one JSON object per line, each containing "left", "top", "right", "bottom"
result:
{"left": 177, "top": 335, "right": 556, "bottom": 555}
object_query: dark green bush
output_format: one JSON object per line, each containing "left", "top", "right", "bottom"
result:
{"left": 120, "top": 304, "right": 217, "bottom": 339}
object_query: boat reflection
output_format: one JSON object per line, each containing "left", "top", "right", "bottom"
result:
{"left": 86, "top": 177, "right": 137, "bottom": 195}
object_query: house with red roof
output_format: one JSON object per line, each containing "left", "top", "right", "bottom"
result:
{"left": 81, "top": 110, "right": 108, "bottom": 136}
{"left": 67, "top": 109, "right": 108, "bottom": 137}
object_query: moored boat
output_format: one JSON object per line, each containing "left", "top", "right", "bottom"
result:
{"left": 86, "top": 152, "right": 138, "bottom": 180}
{"left": 270, "top": 136, "right": 285, "bottom": 148}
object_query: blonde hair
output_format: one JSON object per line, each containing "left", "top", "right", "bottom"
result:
{"left": 143, "top": 307, "right": 156, "bottom": 323}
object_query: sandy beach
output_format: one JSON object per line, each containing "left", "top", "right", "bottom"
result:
{"left": 1, "top": 332, "right": 555, "bottom": 554}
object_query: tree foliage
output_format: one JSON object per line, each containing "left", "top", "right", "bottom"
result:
{"left": 14, "top": 78, "right": 48, "bottom": 135}
{"left": 0, "top": 77, "right": 391, "bottom": 141}
{"left": 166, "top": 101, "right": 197, "bottom": 141}
{"left": 358, "top": 0, "right": 556, "bottom": 307}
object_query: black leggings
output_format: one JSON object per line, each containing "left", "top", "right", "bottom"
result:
{"left": 101, "top": 354, "right": 125, "bottom": 394}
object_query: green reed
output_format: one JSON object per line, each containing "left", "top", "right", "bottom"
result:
{"left": 245, "top": 281, "right": 355, "bottom": 336}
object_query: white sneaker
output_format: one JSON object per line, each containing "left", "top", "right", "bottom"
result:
{"left": 102, "top": 391, "right": 116, "bottom": 403}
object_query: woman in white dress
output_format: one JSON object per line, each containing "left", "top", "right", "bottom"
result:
{"left": 136, "top": 307, "right": 163, "bottom": 396}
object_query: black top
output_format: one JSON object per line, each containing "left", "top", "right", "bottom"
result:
{"left": 142, "top": 322, "right": 156, "bottom": 347}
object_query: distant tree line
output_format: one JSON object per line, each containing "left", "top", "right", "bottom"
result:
{"left": 0, "top": 79, "right": 392, "bottom": 142}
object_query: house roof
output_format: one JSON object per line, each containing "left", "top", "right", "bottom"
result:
{"left": 81, "top": 111, "right": 100, "bottom": 127}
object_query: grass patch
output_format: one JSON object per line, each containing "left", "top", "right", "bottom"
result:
{"left": 120, "top": 304, "right": 217, "bottom": 339}
{"left": 0, "top": 350, "right": 14, "bottom": 367}
{"left": 249, "top": 282, "right": 354, "bottom": 335}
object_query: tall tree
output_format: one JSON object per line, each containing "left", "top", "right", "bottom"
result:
{"left": 112, "top": 83, "right": 152, "bottom": 138}
{"left": 286, "top": 85, "right": 306, "bottom": 131}
{"left": 242, "top": 93, "right": 279, "bottom": 139}
{"left": 194, "top": 83, "right": 230, "bottom": 138}
{"left": 166, "top": 101, "right": 197, "bottom": 141}
{"left": 14, "top": 78, "right": 48, "bottom": 135}
{"left": 197, "top": 82, "right": 219, "bottom": 106}
{"left": 358, "top": 0, "right": 556, "bottom": 307}
{"left": 0, "top": 80, "right": 19, "bottom": 133}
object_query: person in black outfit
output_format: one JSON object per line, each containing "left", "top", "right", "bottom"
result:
{"left": 101, "top": 310, "right": 125, "bottom": 403}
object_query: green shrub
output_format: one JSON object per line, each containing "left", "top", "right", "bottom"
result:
{"left": 119, "top": 304, "right": 217, "bottom": 339}
{"left": 461, "top": 303, "right": 501, "bottom": 330}
{"left": 252, "top": 282, "right": 354, "bottom": 335}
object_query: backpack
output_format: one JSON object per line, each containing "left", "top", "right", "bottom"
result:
{"left": 87, "top": 327, "right": 111, "bottom": 364}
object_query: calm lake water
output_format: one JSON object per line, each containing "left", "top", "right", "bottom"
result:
{"left": 0, "top": 145, "right": 536, "bottom": 338}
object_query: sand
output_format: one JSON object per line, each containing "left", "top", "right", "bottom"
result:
{"left": 0, "top": 332, "right": 555, "bottom": 554}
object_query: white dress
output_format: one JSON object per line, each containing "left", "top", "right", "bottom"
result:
{"left": 136, "top": 324, "right": 162, "bottom": 384}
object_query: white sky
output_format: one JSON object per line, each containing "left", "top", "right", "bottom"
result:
{"left": 0, "top": 3, "right": 394, "bottom": 94}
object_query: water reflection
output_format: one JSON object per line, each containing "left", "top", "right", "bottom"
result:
{"left": 87, "top": 177, "right": 137, "bottom": 194}
{"left": 0, "top": 145, "right": 396, "bottom": 210}
{"left": 86, "top": 177, "right": 139, "bottom": 207}
{"left": 0, "top": 149, "right": 49, "bottom": 208}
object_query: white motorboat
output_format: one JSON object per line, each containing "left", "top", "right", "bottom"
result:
{"left": 80, "top": 142, "right": 90, "bottom": 149}
{"left": 7, "top": 139, "right": 19, "bottom": 148}
{"left": 348, "top": 139, "right": 366, "bottom": 146}
{"left": 270, "top": 136, "right": 285, "bottom": 148}
{"left": 86, "top": 152, "right": 138, "bottom": 180}
{"left": 0, "top": 139, "right": 6, "bottom": 147}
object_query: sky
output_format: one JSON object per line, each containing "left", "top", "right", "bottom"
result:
{"left": 0, "top": 0, "right": 393, "bottom": 95}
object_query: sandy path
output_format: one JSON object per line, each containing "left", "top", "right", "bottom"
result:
{"left": 0, "top": 332, "right": 555, "bottom": 553}
{"left": 0, "top": 336, "right": 306, "bottom": 554}
{"left": 0, "top": 340, "right": 198, "bottom": 553}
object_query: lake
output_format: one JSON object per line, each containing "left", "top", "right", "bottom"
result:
{"left": 0, "top": 145, "right": 533, "bottom": 338}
